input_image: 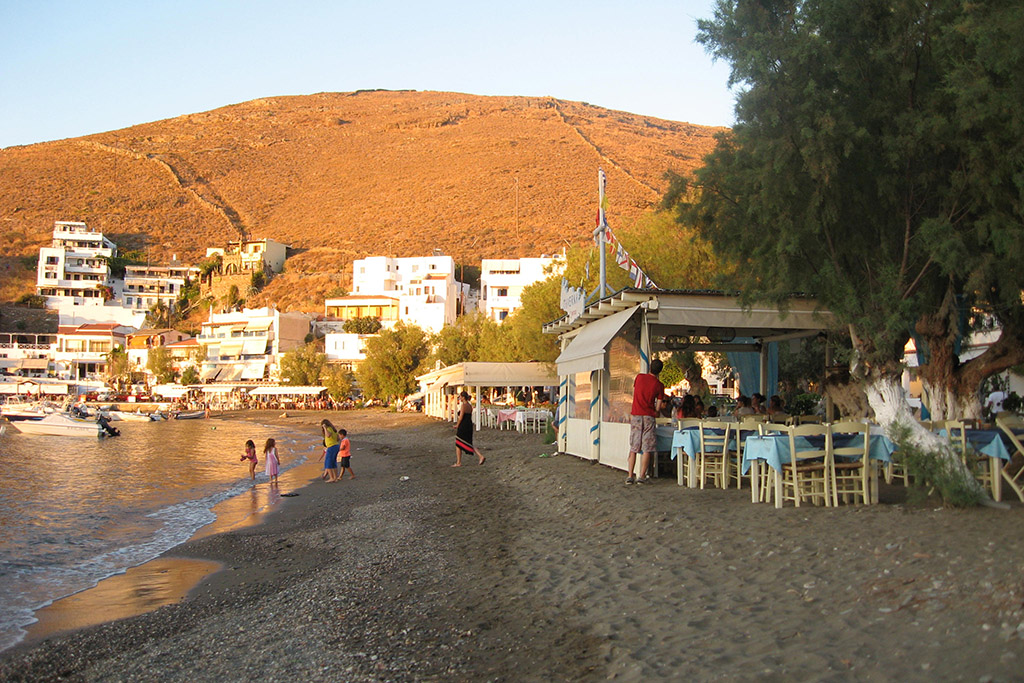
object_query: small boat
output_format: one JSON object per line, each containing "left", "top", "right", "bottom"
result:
{"left": 8, "top": 413, "right": 104, "bottom": 437}
{"left": 108, "top": 410, "right": 154, "bottom": 422}
{"left": 0, "top": 398, "right": 59, "bottom": 422}
{"left": 172, "top": 410, "right": 207, "bottom": 420}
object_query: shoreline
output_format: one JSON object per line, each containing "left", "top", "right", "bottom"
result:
{"left": 19, "top": 411, "right": 326, "bottom": 648}
{"left": 3, "top": 410, "right": 1023, "bottom": 680}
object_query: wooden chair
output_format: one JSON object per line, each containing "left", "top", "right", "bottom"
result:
{"left": 756, "top": 422, "right": 792, "bottom": 503}
{"left": 996, "top": 413, "right": 1024, "bottom": 502}
{"left": 778, "top": 424, "right": 832, "bottom": 508}
{"left": 729, "top": 421, "right": 760, "bottom": 489}
{"left": 698, "top": 420, "right": 732, "bottom": 489}
{"left": 941, "top": 419, "right": 995, "bottom": 497}
{"left": 675, "top": 418, "right": 702, "bottom": 487}
{"left": 830, "top": 421, "right": 871, "bottom": 505}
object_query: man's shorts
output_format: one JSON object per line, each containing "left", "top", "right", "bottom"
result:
{"left": 340, "top": 456, "right": 351, "bottom": 468}
{"left": 628, "top": 415, "right": 657, "bottom": 454}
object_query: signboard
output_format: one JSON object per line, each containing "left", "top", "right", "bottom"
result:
{"left": 560, "top": 278, "right": 586, "bottom": 323}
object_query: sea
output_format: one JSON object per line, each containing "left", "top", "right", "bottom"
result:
{"left": 0, "top": 415, "right": 314, "bottom": 652}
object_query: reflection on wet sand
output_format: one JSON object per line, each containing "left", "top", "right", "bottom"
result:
{"left": 25, "top": 558, "right": 221, "bottom": 642}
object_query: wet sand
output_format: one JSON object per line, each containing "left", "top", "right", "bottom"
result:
{"left": 2, "top": 410, "right": 1024, "bottom": 681}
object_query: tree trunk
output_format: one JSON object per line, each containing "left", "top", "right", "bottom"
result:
{"left": 861, "top": 365, "right": 987, "bottom": 502}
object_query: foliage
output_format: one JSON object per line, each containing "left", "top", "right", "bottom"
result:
{"left": 431, "top": 312, "right": 498, "bottom": 366}
{"left": 104, "top": 346, "right": 131, "bottom": 392}
{"left": 278, "top": 343, "right": 327, "bottom": 386}
{"left": 676, "top": 0, "right": 1024, "bottom": 398}
{"left": 322, "top": 364, "right": 355, "bottom": 402}
{"left": 326, "top": 286, "right": 349, "bottom": 298}
{"left": 15, "top": 293, "right": 45, "bottom": 308}
{"left": 104, "top": 249, "right": 144, "bottom": 279}
{"left": 356, "top": 323, "right": 431, "bottom": 400}
{"left": 889, "top": 425, "right": 983, "bottom": 507}
{"left": 145, "top": 301, "right": 173, "bottom": 329}
{"left": 19, "top": 255, "right": 37, "bottom": 271}
{"left": 249, "top": 268, "right": 266, "bottom": 294}
{"left": 342, "top": 316, "right": 383, "bottom": 335}
{"left": 1004, "top": 392, "right": 1022, "bottom": 415}
{"left": 788, "top": 393, "right": 821, "bottom": 417}
{"left": 146, "top": 346, "right": 177, "bottom": 384}
{"left": 222, "top": 284, "right": 242, "bottom": 310}
{"left": 657, "top": 355, "right": 685, "bottom": 389}
{"left": 180, "top": 365, "right": 200, "bottom": 386}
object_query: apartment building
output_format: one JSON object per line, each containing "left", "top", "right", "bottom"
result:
{"left": 479, "top": 255, "right": 564, "bottom": 323}
{"left": 206, "top": 238, "right": 287, "bottom": 275}
{"left": 351, "top": 254, "right": 459, "bottom": 333}
{"left": 122, "top": 262, "right": 200, "bottom": 312}
{"left": 36, "top": 221, "right": 116, "bottom": 308}
{"left": 53, "top": 322, "right": 133, "bottom": 381}
{"left": 196, "top": 306, "right": 311, "bottom": 382}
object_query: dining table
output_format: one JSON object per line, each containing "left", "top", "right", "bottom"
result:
{"left": 742, "top": 431, "right": 895, "bottom": 506}
{"left": 670, "top": 425, "right": 753, "bottom": 488}
{"left": 938, "top": 427, "right": 1018, "bottom": 502}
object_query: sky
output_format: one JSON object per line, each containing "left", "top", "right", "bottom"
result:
{"left": 0, "top": 0, "right": 736, "bottom": 149}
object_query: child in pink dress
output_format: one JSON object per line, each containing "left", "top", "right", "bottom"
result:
{"left": 241, "top": 440, "right": 258, "bottom": 481}
{"left": 264, "top": 438, "right": 280, "bottom": 485}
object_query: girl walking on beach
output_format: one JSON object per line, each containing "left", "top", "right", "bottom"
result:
{"left": 454, "top": 391, "right": 485, "bottom": 467}
{"left": 264, "top": 438, "right": 280, "bottom": 485}
{"left": 320, "top": 419, "right": 341, "bottom": 483}
{"left": 241, "top": 439, "right": 258, "bottom": 481}
{"left": 338, "top": 429, "right": 355, "bottom": 480}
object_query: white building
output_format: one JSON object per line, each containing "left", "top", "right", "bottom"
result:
{"left": 54, "top": 322, "right": 133, "bottom": 381}
{"left": 206, "top": 238, "right": 288, "bottom": 275}
{"left": 123, "top": 261, "right": 200, "bottom": 312}
{"left": 37, "top": 221, "right": 116, "bottom": 308}
{"left": 324, "top": 332, "right": 374, "bottom": 370}
{"left": 324, "top": 295, "right": 401, "bottom": 330}
{"left": 196, "top": 306, "right": 311, "bottom": 383}
{"left": 479, "top": 255, "right": 564, "bottom": 323}
{"left": 351, "top": 254, "right": 460, "bottom": 333}
{"left": 0, "top": 332, "right": 56, "bottom": 378}
{"left": 126, "top": 328, "right": 192, "bottom": 382}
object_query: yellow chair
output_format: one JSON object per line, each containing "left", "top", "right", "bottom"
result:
{"left": 676, "top": 418, "right": 703, "bottom": 487}
{"left": 996, "top": 413, "right": 1024, "bottom": 502}
{"left": 778, "top": 424, "right": 832, "bottom": 508}
{"left": 830, "top": 421, "right": 872, "bottom": 505}
{"left": 698, "top": 420, "right": 732, "bottom": 489}
{"left": 729, "top": 421, "right": 761, "bottom": 489}
{"left": 756, "top": 422, "right": 791, "bottom": 503}
{"left": 941, "top": 419, "right": 997, "bottom": 498}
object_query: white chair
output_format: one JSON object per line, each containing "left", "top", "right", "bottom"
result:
{"left": 778, "top": 424, "right": 831, "bottom": 508}
{"left": 830, "top": 420, "right": 872, "bottom": 505}
{"left": 698, "top": 420, "right": 732, "bottom": 489}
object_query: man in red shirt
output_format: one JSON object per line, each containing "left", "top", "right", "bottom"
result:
{"left": 626, "top": 358, "right": 667, "bottom": 484}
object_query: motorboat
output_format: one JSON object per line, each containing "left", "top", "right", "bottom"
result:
{"left": 172, "top": 410, "right": 207, "bottom": 420}
{"left": 0, "top": 398, "right": 59, "bottom": 422}
{"left": 8, "top": 413, "right": 105, "bottom": 437}
{"left": 108, "top": 409, "right": 154, "bottom": 422}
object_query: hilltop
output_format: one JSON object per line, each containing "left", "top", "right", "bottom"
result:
{"left": 0, "top": 90, "right": 726, "bottom": 310}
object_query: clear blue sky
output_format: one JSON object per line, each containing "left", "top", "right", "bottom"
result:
{"left": 0, "top": 0, "right": 736, "bottom": 149}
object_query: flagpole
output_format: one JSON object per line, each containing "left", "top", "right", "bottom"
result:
{"left": 596, "top": 169, "right": 608, "bottom": 299}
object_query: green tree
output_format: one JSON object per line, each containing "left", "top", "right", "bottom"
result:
{"left": 356, "top": 323, "right": 431, "bottom": 400}
{"left": 322, "top": 364, "right": 355, "bottom": 402}
{"left": 672, "top": 0, "right": 1024, "bottom": 503}
{"left": 222, "top": 284, "right": 242, "bottom": 311}
{"left": 105, "top": 346, "right": 131, "bottom": 393}
{"left": 278, "top": 343, "right": 327, "bottom": 386}
{"left": 180, "top": 365, "right": 200, "bottom": 386}
{"left": 146, "top": 346, "right": 177, "bottom": 384}
{"left": 342, "top": 316, "right": 383, "bottom": 334}
{"left": 431, "top": 312, "right": 500, "bottom": 366}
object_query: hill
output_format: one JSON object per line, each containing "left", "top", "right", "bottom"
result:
{"left": 0, "top": 90, "right": 726, "bottom": 310}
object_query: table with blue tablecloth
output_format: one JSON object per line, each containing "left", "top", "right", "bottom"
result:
{"left": 938, "top": 428, "right": 1017, "bottom": 501}
{"left": 742, "top": 432, "right": 894, "bottom": 506}
{"left": 670, "top": 426, "right": 756, "bottom": 488}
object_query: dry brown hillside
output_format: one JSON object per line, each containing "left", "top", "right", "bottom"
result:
{"left": 0, "top": 90, "right": 725, "bottom": 310}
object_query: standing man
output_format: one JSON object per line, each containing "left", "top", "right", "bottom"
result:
{"left": 626, "top": 358, "right": 667, "bottom": 484}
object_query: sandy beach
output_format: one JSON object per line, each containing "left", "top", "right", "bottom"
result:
{"left": 2, "top": 409, "right": 1023, "bottom": 681}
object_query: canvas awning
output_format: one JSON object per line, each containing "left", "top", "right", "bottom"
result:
{"left": 218, "top": 341, "right": 245, "bottom": 357}
{"left": 241, "top": 362, "right": 267, "bottom": 380}
{"left": 152, "top": 384, "right": 190, "bottom": 398}
{"left": 241, "top": 339, "right": 268, "bottom": 355}
{"left": 248, "top": 386, "right": 326, "bottom": 396}
{"left": 417, "top": 362, "right": 559, "bottom": 389}
{"left": 201, "top": 385, "right": 237, "bottom": 393}
{"left": 554, "top": 305, "right": 639, "bottom": 376}
{"left": 199, "top": 366, "right": 220, "bottom": 381}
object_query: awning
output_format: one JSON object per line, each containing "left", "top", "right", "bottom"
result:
{"left": 248, "top": 386, "right": 326, "bottom": 396}
{"left": 218, "top": 341, "right": 245, "bottom": 357}
{"left": 555, "top": 305, "right": 639, "bottom": 376}
{"left": 201, "top": 385, "right": 237, "bottom": 393}
{"left": 241, "top": 338, "right": 268, "bottom": 355}
{"left": 241, "top": 362, "right": 267, "bottom": 380}
{"left": 0, "top": 359, "right": 49, "bottom": 370}
{"left": 152, "top": 384, "right": 190, "bottom": 398}
{"left": 219, "top": 366, "right": 244, "bottom": 382}
{"left": 199, "top": 366, "right": 220, "bottom": 380}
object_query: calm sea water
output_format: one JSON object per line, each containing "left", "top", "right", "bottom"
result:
{"left": 0, "top": 416, "right": 314, "bottom": 652}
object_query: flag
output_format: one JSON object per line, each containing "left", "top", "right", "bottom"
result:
{"left": 616, "top": 244, "right": 629, "bottom": 270}
{"left": 634, "top": 268, "right": 644, "bottom": 288}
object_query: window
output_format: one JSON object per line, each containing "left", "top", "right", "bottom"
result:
{"left": 46, "top": 256, "right": 58, "bottom": 265}
{"left": 499, "top": 311, "right": 509, "bottom": 321}
{"left": 497, "top": 288, "right": 508, "bottom": 297}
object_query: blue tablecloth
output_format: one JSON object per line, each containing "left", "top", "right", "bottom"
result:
{"left": 742, "top": 433, "right": 895, "bottom": 474}
{"left": 670, "top": 426, "right": 753, "bottom": 460}
{"left": 939, "top": 428, "right": 1013, "bottom": 461}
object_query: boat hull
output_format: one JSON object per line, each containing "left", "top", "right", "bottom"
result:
{"left": 8, "top": 414, "right": 102, "bottom": 437}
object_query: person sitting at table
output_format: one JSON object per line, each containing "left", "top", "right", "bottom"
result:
{"left": 751, "top": 393, "right": 767, "bottom": 414}
{"left": 676, "top": 394, "right": 700, "bottom": 420}
{"left": 767, "top": 394, "right": 790, "bottom": 421}
{"left": 706, "top": 405, "right": 719, "bottom": 418}
{"left": 734, "top": 395, "right": 755, "bottom": 417}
